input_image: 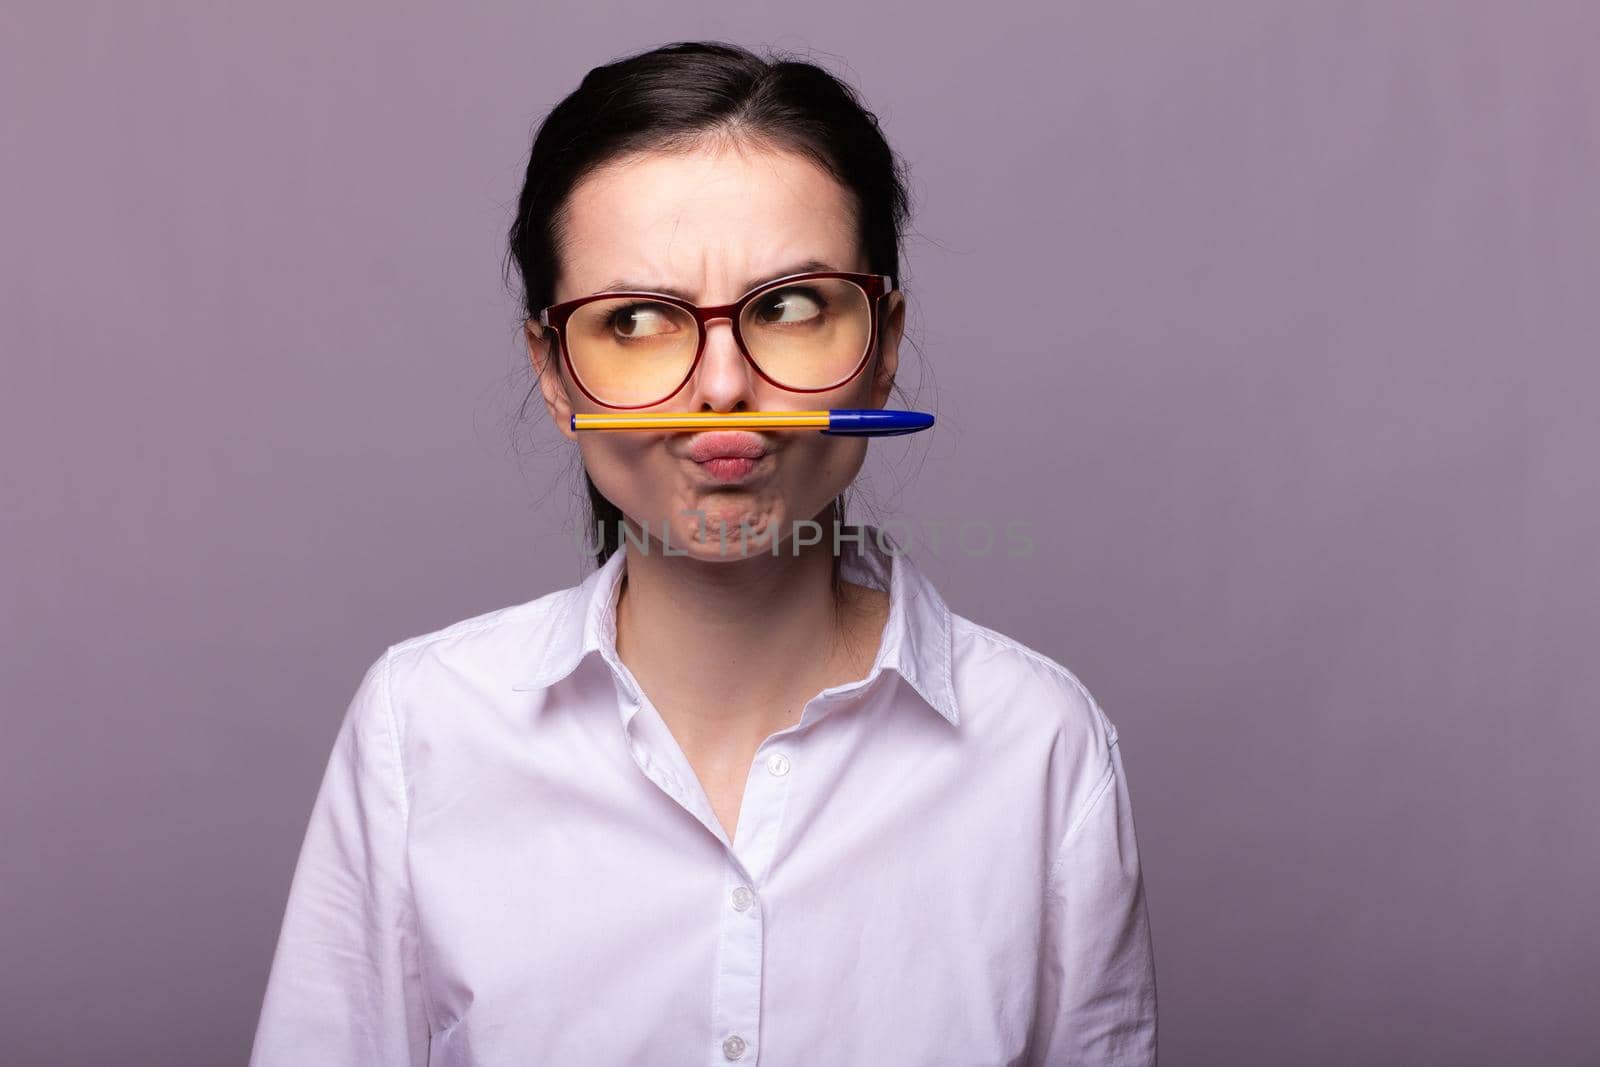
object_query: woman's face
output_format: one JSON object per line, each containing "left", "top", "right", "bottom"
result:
{"left": 528, "top": 142, "right": 905, "bottom": 561}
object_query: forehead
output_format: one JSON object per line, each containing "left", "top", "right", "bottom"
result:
{"left": 556, "top": 143, "right": 861, "bottom": 300}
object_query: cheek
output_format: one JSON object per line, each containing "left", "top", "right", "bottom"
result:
{"left": 827, "top": 357, "right": 885, "bottom": 408}
{"left": 773, "top": 381, "right": 874, "bottom": 487}
{"left": 577, "top": 439, "right": 652, "bottom": 493}
{"left": 782, "top": 437, "right": 868, "bottom": 489}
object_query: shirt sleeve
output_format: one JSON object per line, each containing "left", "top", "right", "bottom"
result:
{"left": 249, "top": 650, "right": 431, "bottom": 1066}
{"left": 1027, "top": 729, "right": 1159, "bottom": 1065}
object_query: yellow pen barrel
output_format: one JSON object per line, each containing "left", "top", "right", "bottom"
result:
{"left": 573, "top": 411, "right": 832, "bottom": 431}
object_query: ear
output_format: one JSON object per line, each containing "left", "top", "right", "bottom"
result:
{"left": 524, "top": 319, "right": 577, "bottom": 442}
{"left": 869, "top": 290, "right": 904, "bottom": 409}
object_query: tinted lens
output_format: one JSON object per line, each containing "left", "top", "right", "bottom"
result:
{"left": 740, "top": 278, "right": 872, "bottom": 391}
{"left": 566, "top": 297, "right": 698, "bottom": 406}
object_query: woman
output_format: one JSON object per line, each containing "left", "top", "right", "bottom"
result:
{"left": 252, "top": 40, "right": 1157, "bottom": 1066}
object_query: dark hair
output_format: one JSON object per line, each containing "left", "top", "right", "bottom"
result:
{"left": 504, "top": 40, "right": 914, "bottom": 612}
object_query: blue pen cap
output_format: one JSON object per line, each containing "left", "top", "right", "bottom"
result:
{"left": 819, "top": 408, "right": 935, "bottom": 436}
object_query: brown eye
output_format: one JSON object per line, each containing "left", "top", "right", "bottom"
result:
{"left": 606, "top": 302, "right": 679, "bottom": 339}
{"left": 752, "top": 287, "right": 827, "bottom": 326}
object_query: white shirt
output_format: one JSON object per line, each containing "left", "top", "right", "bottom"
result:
{"left": 250, "top": 523, "right": 1157, "bottom": 1066}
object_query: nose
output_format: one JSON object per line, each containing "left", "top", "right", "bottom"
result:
{"left": 687, "top": 314, "right": 758, "bottom": 411}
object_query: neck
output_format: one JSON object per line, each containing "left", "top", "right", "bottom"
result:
{"left": 612, "top": 521, "right": 885, "bottom": 762}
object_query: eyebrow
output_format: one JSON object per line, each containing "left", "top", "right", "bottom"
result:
{"left": 597, "top": 259, "right": 840, "bottom": 300}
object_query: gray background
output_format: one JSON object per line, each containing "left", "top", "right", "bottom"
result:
{"left": 3, "top": 2, "right": 1596, "bottom": 1063}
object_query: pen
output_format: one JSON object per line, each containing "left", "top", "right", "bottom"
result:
{"left": 571, "top": 408, "right": 934, "bottom": 437}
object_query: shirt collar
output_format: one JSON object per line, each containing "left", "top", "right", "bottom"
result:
{"left": 511, "top": 523, "right": 961, "bottom": 726}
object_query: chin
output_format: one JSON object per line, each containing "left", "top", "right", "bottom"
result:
{"left": 669, "top": 506, "right": 782, "bottom": 560}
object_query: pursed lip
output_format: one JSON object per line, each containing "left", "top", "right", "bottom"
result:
{"left": 686, "top": 431, "right": 774, "bottom": 464}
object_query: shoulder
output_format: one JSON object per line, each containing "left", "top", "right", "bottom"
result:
{"left": 948, "top": 612, "right": 1122, "bottom": 826}
{"left": 950, "top": 612, "right": 1117, "bottom": 740}
{"left": 395, "top": 587, "right": 572, "bottom": 665}
{"left": 358, "top": 582, "right": 584, "bottom": 720}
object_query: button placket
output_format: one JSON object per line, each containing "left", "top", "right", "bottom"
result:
{"left": 709, "top": 744, "right": 796, "bottom": 1067}
{"left": 736, "top": 746, "right": 794, "bottom": 883}
{"left": 710, "top": 861, "right": 762, "bottom": 1067}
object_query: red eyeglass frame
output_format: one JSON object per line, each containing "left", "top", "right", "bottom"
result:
{"left": 532, "top": 270, "right": 898, "bottom": 410}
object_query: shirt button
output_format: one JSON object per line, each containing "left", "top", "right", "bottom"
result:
{"left": 765, "top": 752, "right": 791, "bottom": 777}
{"left": 731, "top": 886, "right": 755, "bottom": 912}
{"left": 722, "top": 1034, "right": 748, "bottom": 1060}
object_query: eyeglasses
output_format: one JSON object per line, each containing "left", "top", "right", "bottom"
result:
{"left": 534, "top": 271, "right": 897, "bottom": 409}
